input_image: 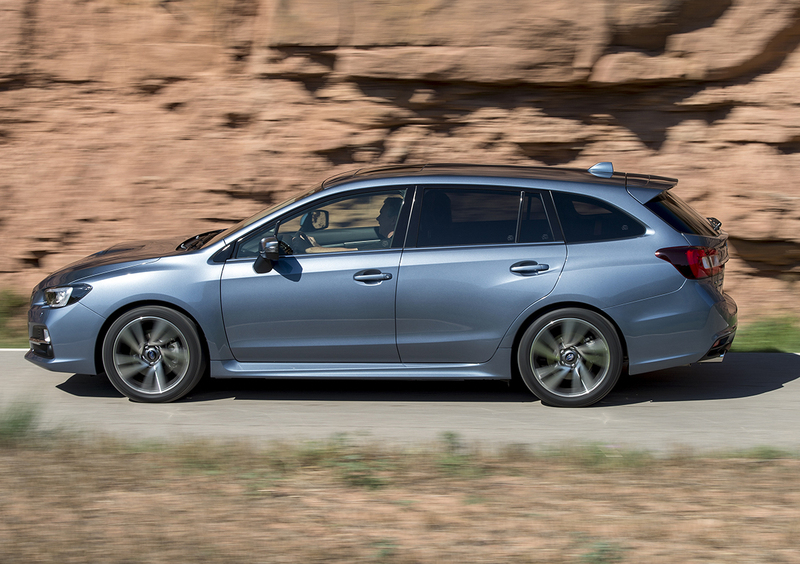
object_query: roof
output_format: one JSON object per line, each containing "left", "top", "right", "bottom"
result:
{"left": 321, "top": 162, "right": 677, "bottom": 191}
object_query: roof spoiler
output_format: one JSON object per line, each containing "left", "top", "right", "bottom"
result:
{"left": 625, "top": 172, "right": 678, "bottom": 204}
{"left": 588, "top": 162, "right": 678, "bottom": 203}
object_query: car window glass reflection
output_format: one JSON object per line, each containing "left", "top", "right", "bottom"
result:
{"left": 236, "top": 189, "right": 407, "bottom": 258}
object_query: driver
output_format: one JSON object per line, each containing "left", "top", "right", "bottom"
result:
{"left": 293, "top": 195, "right": 403, "bottom": 253}
{"left": 375, "top": 196, "right": 403, "bottom": 245}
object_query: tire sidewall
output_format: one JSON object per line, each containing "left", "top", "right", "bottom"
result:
{"left": 102, "top": 306, "right": 205, "bottom": 403}
{"left": 517, "top": 308, "right": 622, "bottom": 407}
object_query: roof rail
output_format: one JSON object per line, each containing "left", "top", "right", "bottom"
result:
{"left": 588, "top": 162, "right": 614, "bottom": 178}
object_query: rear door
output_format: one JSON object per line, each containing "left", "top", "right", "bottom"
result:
{"left": 395, "top": 186, "right": 566, "bottom": 363}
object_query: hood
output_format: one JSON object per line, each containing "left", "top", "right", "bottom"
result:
{"left": 35, "top": 237, "right": 184, "bottom": 290}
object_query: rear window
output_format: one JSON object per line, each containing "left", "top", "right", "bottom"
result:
{"left": 645, "top": 192, "right": 717, "bottom": 236}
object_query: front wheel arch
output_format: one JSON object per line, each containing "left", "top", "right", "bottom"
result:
{"left": 99, "top": 304, "right": 208, "bottom": 402}
{"left": 94, "top": 300, "right": 210, "bottom": 376}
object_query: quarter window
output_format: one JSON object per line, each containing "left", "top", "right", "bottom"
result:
{"left": 553, "top": 193, "right": 645, "bottom": 243}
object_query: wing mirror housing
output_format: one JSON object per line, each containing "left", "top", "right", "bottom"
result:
{"left": 254, "top": 237, "right": 280, "bottom": 273}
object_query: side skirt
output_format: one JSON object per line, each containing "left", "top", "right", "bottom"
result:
{"left": 210, "top": 348, "right": 512, "bottom": 380}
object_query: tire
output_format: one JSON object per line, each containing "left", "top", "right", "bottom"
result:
{"left": 517, "top": 308, "right": 622, "bottom": 407}
{"left": 102, "top": 306, "right": 206, "bottom": 402}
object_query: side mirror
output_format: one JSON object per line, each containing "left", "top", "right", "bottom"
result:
{"left": 259, "top": 237, "right": 280, "bottom": 261}
{"left": 254, "top": 237, "right": 280, "bottom": 273}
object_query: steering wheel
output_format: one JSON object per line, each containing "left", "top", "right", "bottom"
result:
{"left": 291, "top": 232, "right": 315, "bottom": 253}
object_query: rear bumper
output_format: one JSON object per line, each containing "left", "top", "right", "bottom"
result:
{"left": 698, "top": 325, "right": 736, "bottom": 363}
{"left": 609, "top": 284, "right": 737, "bottom": 375}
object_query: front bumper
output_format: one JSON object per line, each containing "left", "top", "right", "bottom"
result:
{"left": 25, "top": 302, "right": 106, "bottom": 375}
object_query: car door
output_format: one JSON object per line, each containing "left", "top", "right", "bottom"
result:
{"left": 396, "top": 186, "right": 567, "bottom": 363}
{"left": 220, "top": 188, "right": 409, "bottom": 363}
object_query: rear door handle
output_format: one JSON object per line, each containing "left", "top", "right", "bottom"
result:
{"left": 354, "top": 269, "right": 393, "bottom": 283}
{"left": 510, "top": 261, "right": 549, "bottom": 275}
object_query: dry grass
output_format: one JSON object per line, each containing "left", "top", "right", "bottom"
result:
{"left": 1, "top": 427, "right": 799, "bottom": 564}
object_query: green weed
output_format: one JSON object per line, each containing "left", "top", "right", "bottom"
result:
{"left": 579, "top": 540, "right": 626, "bottom": 563}
{"left": 0, "top": 289, "right": 28, "bottom": 348}
{"left": 731, "top": 316, "right": 800, "bottom": 353}
{"left": 436, "top": 431, "right": 484, "bottom": 477}
{"left": 0, "top": 402, "right": 40, "bottom": 447}
{"left": 537, "top": 443, "right": 654, "bottom": 471}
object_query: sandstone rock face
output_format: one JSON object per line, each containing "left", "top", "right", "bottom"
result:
{"left": 2, "top": 0, "right": 800, "bottom": 323}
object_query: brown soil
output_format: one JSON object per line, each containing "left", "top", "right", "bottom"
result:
{"left": 1, "top": 440, "right": 799, "bottom": 563}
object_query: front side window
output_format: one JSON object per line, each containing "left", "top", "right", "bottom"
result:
{"left": 236, "top": 188, "right": 407, "bottom": 258}
{"left": 553, "top": 192, "right": 645, "bottom": 243}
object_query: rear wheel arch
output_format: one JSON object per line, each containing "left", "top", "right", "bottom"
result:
{"left": 511, "top": 302, "right": 628, "bottom": 365}
{"left": 512, "top": 304, "right": 626, "bottom": 407}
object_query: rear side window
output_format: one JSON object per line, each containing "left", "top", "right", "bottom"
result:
{"left": 520, "top": 192, "right": 554, "bottom": 243}
{"left": 553, "top": 193, "right": 645, "bottom": 243}
{"left": 416, "top": 188, "right": 554, "bottom": 247}
{"left": 418, "top": 188, "right": 518, "bottom": 247}
{"left": 645, "top": 191, "right": 717, "bottom": 236}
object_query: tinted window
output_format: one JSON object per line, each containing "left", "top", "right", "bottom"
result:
{"left": 520, "top": 192, "right": 554, "bottom": 243}
{"left": 644, "top": 191, "right": 717, "bottom": 236}
{"left": 417, "top": 188, "right": 520, "bottom": 247}
{"left": 553, "top": 192, "right": 645, "bottom": 243}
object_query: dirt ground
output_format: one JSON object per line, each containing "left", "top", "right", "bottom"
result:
{"left": 1, "top": 438, "right": 799, "bottom": 563}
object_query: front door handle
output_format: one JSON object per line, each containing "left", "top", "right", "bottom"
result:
{"left": 510, "top": 261, "right": 549, "bottom": 275}
{"left": 354, "top": 269, "right": 393, "bottom": 283}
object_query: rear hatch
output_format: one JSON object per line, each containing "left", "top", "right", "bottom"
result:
{"left": 645, "top": 190, "right": 729, "bottom": 292}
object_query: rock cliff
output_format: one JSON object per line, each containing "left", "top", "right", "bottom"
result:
{"left": 2, "top": 0, "right": 800, "bottom": 321}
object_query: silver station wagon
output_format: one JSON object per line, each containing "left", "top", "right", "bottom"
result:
{"left": 27, "top": 162, "right": 737, "bottom": 407}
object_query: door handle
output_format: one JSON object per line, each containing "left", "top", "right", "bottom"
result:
{"left": 354, "top": 269, "right": 393, "bottom": 282}
{"left": 510, "top": 261, "right": 549, "bottom": 275}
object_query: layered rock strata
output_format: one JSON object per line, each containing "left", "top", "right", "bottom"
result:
{"left": 2, "top": 0, "right": 800, "bottom": 322}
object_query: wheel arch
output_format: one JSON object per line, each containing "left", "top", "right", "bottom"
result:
{"left": 509, "top": 301, "right": 629, "bottom": 380}
{"left": 93, "top": 300, "right": 211, "bottom": 375}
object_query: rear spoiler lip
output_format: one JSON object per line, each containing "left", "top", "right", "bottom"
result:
{"left": 625, "top": 172, "right": 679, "bottom": 204}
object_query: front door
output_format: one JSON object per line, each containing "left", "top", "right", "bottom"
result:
{"left": 220, "top": 188, "right": 408, "bottom": 363}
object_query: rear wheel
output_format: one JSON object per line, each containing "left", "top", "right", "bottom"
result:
{"left": 517, "top": 308, "right": 622, "bottom": 407}
{"left": 102, "top": 306, "right": 205, "bottom": 402}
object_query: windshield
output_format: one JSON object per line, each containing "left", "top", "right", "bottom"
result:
{"left": 202, "top": 184, "right": 325, "bottom": 248}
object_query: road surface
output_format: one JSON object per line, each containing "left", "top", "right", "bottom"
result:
{"left": 2, "top": 350, "right": 799, "bottom": 452}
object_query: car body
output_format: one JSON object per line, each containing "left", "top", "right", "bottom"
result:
{"left": 26, "top": 162, "right": 737, "bottom": 406}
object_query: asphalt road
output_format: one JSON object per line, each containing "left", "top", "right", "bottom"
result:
{"left": 2, "top": 350, "right": 799, "bottom": 452}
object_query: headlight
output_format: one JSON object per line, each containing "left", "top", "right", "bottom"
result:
{"left": 43, "top": 284, "right": 92, "bottom": 308}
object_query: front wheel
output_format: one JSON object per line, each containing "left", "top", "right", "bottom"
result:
{"left": 102, "top": 306, "right": 206, "bottom": 402}
{"left": 517, "top": 308, "right": 622, "bottom": 407}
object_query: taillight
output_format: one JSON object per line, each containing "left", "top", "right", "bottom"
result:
{"left": 655, "top": 246, "right": 722, "bottom": 279}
